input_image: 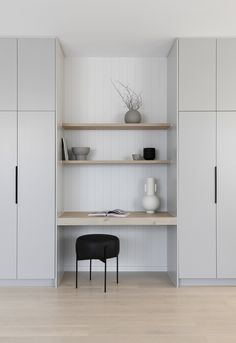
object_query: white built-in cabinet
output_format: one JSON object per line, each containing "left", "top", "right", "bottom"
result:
{"left": 179, "top": 38, "right": 216, "bottom": 111}
{"left": 0, "top": 111, "right": 17, "bottom": 279}
{"left": 217, "top": 39, "right": 236, "bottom": 110}
{"left": 2, "top": 35, "right": 236, "bottom": 285}
{"left": 217, "top": 113, "right": 236, "bottom": 278}
{"left": 18, "top": 39, "right": 55, "bottom": 111}
{"left": 0, "top": 39, "right": 17, "bottom": 110}
{"left": 18, "top": 111, "right": 55, "bottom": 279}
{"left": 178, "top": 38, "right": 236, "bottom": 281}
{"left": 0, "top": 38, "right": 18, "bottom": 280}
{"left": 0, "top": 38, "right": 57, "bottom": 283}
{"left": 178, "top": 112, "right": 217, "bottom": 278}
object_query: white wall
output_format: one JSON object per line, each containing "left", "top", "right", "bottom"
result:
{"left": 63, "top": 57, "right": 168, "bottom": 271}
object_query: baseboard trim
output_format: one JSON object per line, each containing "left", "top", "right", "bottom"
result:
{"left": 180, "top": 278, "right": 236, "bottom": 286}
{"left": 65, "top": 264, "right": 168, "bottom": 272}
{"left": 56, "top": 270, "right": 64, "bottom": 287}
{"left": 167, "top": 271, "right": 178, "bottom": 287}
{"left": 0, "top": 279, "right": 55, "bottom": 287}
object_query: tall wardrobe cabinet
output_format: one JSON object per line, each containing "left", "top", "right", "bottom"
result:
{"left": 0, "top": 38, "right": 62, "bottom": 284}
{"left": 217, "top": 38, "right": 236, "bottom": 278}
{"left": 176, "top": 38, "right": 236, "bottom": 283}
{"left": 0, "top": 39, "right": 18, "bottom": 279}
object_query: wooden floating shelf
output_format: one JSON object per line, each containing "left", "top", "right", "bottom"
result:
{"left": 57, "top": 211, "right": 177, "bottom": 226}
{"left": 61, "top": 123, "right": 172, "bottom": 130}
{"left": 62, "top": 160, "right": 170, "bottom": 165}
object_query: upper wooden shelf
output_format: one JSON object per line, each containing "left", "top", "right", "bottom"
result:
{"left": 57, "top": 211, "right": 177, "bottom": 226}
{"left": 61, "top": 123, "right": 172, "bottom": 130}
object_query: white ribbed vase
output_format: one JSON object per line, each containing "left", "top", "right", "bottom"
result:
{"left": 142, "top": 177, "right": 160, "bottom": 214}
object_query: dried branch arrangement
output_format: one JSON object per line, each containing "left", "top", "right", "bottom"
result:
{"left": 111, "top": 80, "right": 142, "bottom": 111}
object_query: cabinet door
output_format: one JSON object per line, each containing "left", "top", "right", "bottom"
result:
{"left": 18, "top": 39, "right": 55, "bottom": 111}
{"left": 179, "top": 39, "right": 216, "bottom": 111}
{"left": 217, "top": 112, "right": 236, "bottom": 278}
{"left": 18, "top": 112, "right": 55, "bottom": 279}
{"left": 179, "top": 112, "right": 216, "bottom": 278}
{"left": 217, "top": 39, "right": 236, "bottom": 111}
{"left": 0, "top": 112, "right": 17, "bottom": 279}
{"left": 0, "top": 39, "right": 17, "bottom": 110}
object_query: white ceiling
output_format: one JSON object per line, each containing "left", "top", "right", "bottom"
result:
{"left": 0, "top": 0, "right": 236, "bottom": 56}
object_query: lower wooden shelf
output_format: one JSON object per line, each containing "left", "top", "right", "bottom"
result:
{"left": 62, "top": 160, "right": 170, "bottom": 165}
{"left": 57, "top": 211, "right": 177, "bottom": 226}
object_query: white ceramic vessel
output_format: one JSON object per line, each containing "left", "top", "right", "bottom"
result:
{"left": 142, "top": 177, "right": 160, "bottom": 213}
{"left": 124, "top": 110, "right": 141, "bottom": 123}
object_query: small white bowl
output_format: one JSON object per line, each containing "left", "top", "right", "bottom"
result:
{"left": 132, "top": 154, "right": 143, "bottom": 160}
{"left": 72, "top": 147, "right": 90, "bottom": 160}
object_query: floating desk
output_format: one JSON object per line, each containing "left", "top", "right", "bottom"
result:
{"left": 57, "top": 211, "right": 177, "bottom": 226}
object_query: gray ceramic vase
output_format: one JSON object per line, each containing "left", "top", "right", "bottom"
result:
{"left": 124, "top": 110, "right": 141, "bottom": 123}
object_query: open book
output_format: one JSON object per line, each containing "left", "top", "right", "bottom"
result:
{"left": 88, "top": 209, "right": 129, "bottom": 218}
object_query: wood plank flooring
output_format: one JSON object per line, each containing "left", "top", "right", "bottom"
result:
{"left": 1, "top": 272, "right": 236, "bottom": 342}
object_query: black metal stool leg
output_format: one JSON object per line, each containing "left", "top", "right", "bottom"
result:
{"left": 89, "top": 259, "right": 92, "bottom": 280}
{"left": 104, "top": 259, "right": 107, "bottom": 292}
{"left": 76, "top": 259, "right": 78, "bottom": 288}
{"left": 104, "top": 247, "right": 107, "bottom": 293}
{"left": 116, "top": 256, "right": 119, "bottom": 284}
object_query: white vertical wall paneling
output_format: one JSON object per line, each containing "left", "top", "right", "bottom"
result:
{"left": 0, "top": 112, "right": 17, "bottom": 279}
{"left": 64, "top": 58, "right": 167, "bottom": 122}
{"left": 18, "top": 38, "right": 55, "bottom": 111}
{"left": 63, "top": 57, "right": 168, "bottom": 271}
{"left": 0, "top": 39, "right": 17, "bottom": 110}
{"left": 217, "top": 112, "right": 236, "bottom": 278}
{"left": 217, "top": 38, "right": 236, "bottom": 111}
{"left": 178, "top": 112, "right": 216, "bottom": 278}
{"left": 167, "top": 41, "right": 178, "bottom": 285}
{"left": 18, "top": 112, "right": 55, "bottom": 279}
{"left": 63, "top": 226, "right": 167, "bottom": 272}
{"left": 179, "top": 38, "right": 216, "bottom": 111}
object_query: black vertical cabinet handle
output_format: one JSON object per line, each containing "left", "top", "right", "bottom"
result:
{"left": 15, "top": 166, "right": 18, "bottom": 204}
{"left": 214, "top": 166, "right": 217, "bottom": 204}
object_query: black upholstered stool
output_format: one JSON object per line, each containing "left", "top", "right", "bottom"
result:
{"left": 75, "top": 234, "right": 120, "bottom": 292}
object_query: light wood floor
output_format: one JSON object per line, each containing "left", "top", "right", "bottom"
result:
{"left": 1, "top": 272, "right": 236, "bottom": 342}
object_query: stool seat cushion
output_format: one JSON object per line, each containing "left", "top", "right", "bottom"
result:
{"left": 76, "top": 234, "right": 120, "bottom": 262}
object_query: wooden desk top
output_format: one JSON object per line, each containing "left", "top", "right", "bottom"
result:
{"left": 57, "top": 211, "right": 177, "bottom": 226}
